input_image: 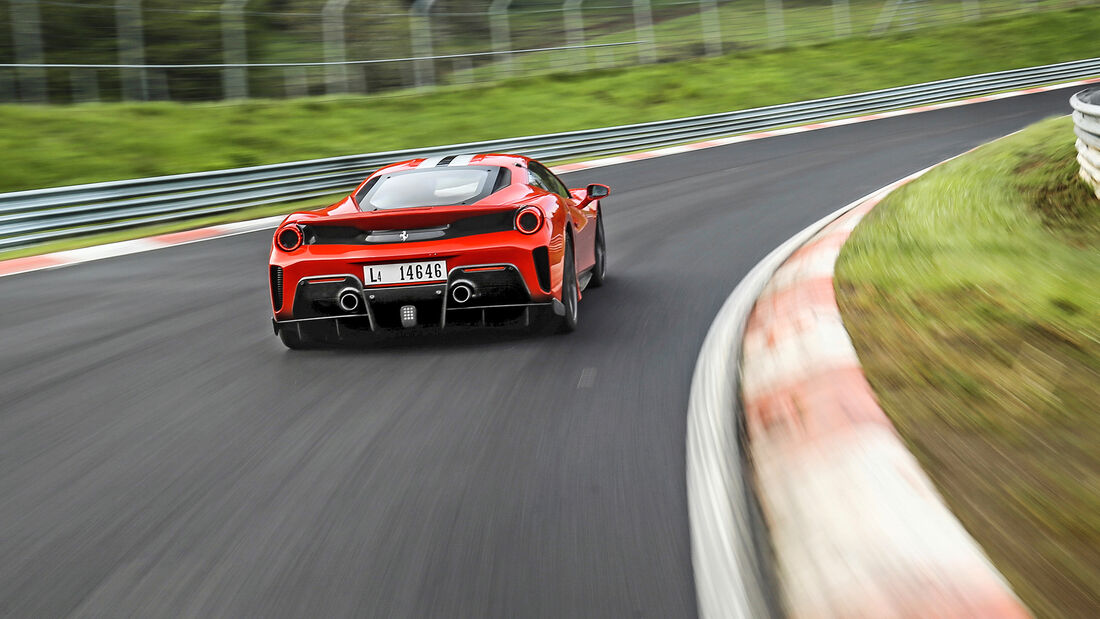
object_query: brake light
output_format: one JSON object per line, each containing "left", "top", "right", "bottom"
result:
{"left": 515, "top": 206, "right": 543, "bottom": 234}
{"left": 275, "top": 226, "right": 303, "bottom": 251}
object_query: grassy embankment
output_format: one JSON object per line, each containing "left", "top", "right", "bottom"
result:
{"left": 835, "top": 116, "right": 1099, "bottom": 618}
{"left": 1, "top": 8, "right": 1098, "bottom": 260}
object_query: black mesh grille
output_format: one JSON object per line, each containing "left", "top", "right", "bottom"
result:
{"left": 270, "top": 265, "right": 283, "bottom": 311}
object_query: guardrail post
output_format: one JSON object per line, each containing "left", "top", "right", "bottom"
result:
{"left": 632, "top": 0, "right": 657, "bottom": 64}
{"left": 489, "top": 0, "right": 514, "bottom": 80}
{"left": 699, "top": 0, "right": 722, "bottom": 56}
{"left": 221, "top": 0, "right": 249, "bottom": 99}
{"left": 832, "top": 0, "right": 851, "bottom": 38}
{"left": 322, "top": 0, "right": 353, "bottom": 94}
{"left": 115, "top": 0, "right": 148, "bottom": 101}
{"left": 564, "top": 0, "right": 588, "bottom": 70}
{"left": 410, "top": 0, "right": 439, "bottom": 87}
{"left": 10, "top": 0, "right": 47, "bottom": 103}
{"left": 766, "top": 0, "right": 785, "bottom": 48}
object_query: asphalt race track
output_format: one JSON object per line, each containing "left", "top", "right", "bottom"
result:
{"left": 0, "top": 86, "right": 1079, "bottom": 618}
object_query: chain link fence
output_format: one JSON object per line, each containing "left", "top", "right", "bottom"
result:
{"left": 0, "top": 0, "right": 1091, "bottom": 103}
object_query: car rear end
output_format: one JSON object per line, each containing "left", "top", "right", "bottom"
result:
{"left": 269, "top": 202, "right": 556, "bottom": 335}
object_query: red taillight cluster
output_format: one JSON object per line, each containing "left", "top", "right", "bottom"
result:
{"left": 515, "top": 206, "right": 543, "bottom": 235}
{"left": 275, "top": 226, "right": 302, "bottom": 252}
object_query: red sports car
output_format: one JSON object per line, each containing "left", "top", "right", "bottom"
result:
{"left": 269, "top": 153, "right": 610, "bottom": 349}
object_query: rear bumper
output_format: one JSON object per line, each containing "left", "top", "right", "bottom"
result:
{"left": 270, "top": 234, "right": 558, "bottom": 330}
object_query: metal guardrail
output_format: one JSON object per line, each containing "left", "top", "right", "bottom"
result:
{"left": 1071, "top": 88, "right": 1100, "bottom": 197}
{"left": 2, "top": 57, "right": 1099, "bottom": 251}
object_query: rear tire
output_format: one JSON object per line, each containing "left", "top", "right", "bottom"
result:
{"left": 588, "top": 210, "right": 607, "bottom": 288}
{"left": 555, "top": 235, "right": 579, "bottom": 334}
{"left": 279, "top": 323, "right": 310, "bottom": 350}
{"left": 278, "top": 321, "right": 337, "bottom": 350}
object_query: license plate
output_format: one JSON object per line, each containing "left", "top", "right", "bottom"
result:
{"left": 364, "top": 260, "right": 446, "bottom": 287}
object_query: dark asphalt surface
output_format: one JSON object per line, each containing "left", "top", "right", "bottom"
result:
{"left": 0, "top": 87, "right": 1078, "bottom": 618}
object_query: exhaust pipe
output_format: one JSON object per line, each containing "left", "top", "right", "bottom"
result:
{"left": 450, "top": 282, "right": 474, "bottom": 304}
{"left": 337, "top": 288, "right": 362, "bottom": 312}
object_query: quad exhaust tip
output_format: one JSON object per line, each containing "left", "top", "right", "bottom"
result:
{"left": 337, "top": 288, "right": 361, "bottom": 313}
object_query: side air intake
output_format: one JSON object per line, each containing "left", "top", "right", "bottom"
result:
{"left": 270, "top": 265, "right": 284, "bottom": 311}
{"left": 532, "top": 246, "right": 551, "bottom": 293}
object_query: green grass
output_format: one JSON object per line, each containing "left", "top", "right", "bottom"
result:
{"left": 0, "top": 7, "right": 1098, "bottom": 196}
{"left": 835, "top": 116, "right": 1100, "bottom": 618}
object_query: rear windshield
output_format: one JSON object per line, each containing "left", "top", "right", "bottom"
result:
{"left": 355, "top": 166, "right": 508, "bottom": 210}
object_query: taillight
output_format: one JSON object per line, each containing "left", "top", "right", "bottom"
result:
{"left": 275, "top": 226, "right": 302, "bottom": 252}
{"left": 515, "top": 206, "right": 543, "bottom": 234}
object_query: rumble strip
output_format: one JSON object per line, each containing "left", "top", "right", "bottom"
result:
{"left": 731, "top": 169, "right": 1028, "bottom": 617}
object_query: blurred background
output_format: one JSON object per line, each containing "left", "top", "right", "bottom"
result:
{"left": 0, "top": 0, "right": 1088, "bottom": 104}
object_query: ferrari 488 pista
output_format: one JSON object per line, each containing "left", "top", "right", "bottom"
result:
{"left": 269, "top": 153, "right": 609, "bottom": 349}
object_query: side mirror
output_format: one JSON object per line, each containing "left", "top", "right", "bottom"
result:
{"left": 586, "top": 183, "right": 610, "bottom": 199}
{"left": 573, "top": 183, "right": 610, "bottom": 207}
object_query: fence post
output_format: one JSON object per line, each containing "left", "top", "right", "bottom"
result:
{"left": 70, "top": 69, "right": 100, "bottom": 103}
{"left": 564, "top": 0, "right": 587, "bottom": 70}
{"left": 963, "top": 0, "right": 979, "bottom": 20}
{"left": 322, "top": 0, "right": 352, "bottom": 94}
{"left": 410, "top": 0, "right": 438, "bottom": 87}
{"left": 9, "top": 0, "right": 46, "bottom": 102}
{"left": 221, "top": 0, "right": 249, "bottom": 99}
{"left": 699, "top": 0, "right": 721, "bottom": 56}
{"left": 832, "top": 0, "right": 851, "bottom": 38}
{"left": 632, "top": 0, "right": 657, "bottom": 64}
{"left": 871, "top": 0, "right": 900, "bottom": 35}
{"left": 115, "top": 0, "right": 148, "bottom": 100}
{"left": 148, "top": 69, "right": 168, "bottom": 100}
{"left": 0, "top": 69, "right": 15, "bottom": 102}
{"left": 284, "top": 66, "right": 307, "bottom": 98}
{"left": 489, "top": 0, "right": 514, "bottom": 80}
{"left": 765, "top": 0, "right": 784, "bottom": 48}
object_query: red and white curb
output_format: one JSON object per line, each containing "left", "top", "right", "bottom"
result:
{"left": 737, "top": 171, "right": 1029, "bottom": 616}
{"left": 686, "top": 201, "right": 840, "bottom": 619}
{"left": 2, "top": 77, "right": 1097, "bottom": 280}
